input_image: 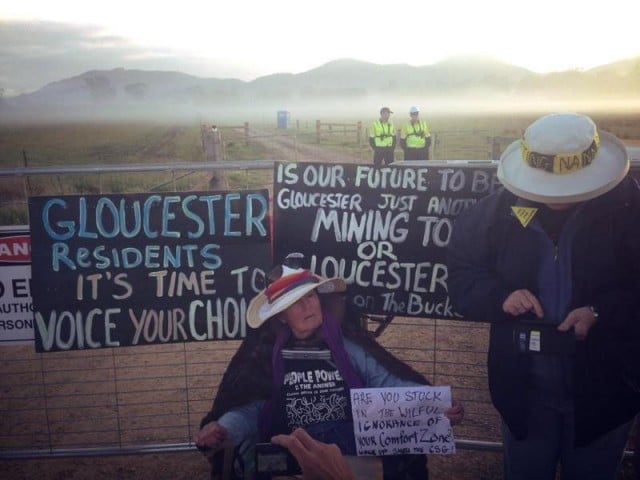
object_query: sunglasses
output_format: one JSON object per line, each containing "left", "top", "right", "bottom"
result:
{"left": 256, "top": 252, "right": 306, "bottom": 289}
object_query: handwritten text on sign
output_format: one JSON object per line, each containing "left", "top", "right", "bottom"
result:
{"left": 350, "top": 385, "right": 455, "bottom": 456}
{"left": 28, "top": 190, "right": 271, "bottom": 352}
{"left": 273, "top": 162, "right": 501, "bottom": 319}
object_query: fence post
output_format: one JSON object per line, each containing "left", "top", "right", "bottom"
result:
{"left": 202, "top": 125, "right": 227, "bottom": 189}
{"left": 244, "top": 122, "right": 250, "bottom": 146}
{"left": 489, "top": 136, "right": 501, "bottom": 160}
{"left": 316, "top": 120, "right": 321, "bottom": 144}
{"left": 432, "top": 133, "right": 439, "bottom": 160}
{"left": 22, "top": 150, "right": 32, "bottom": 195}
{"left": 357, "top": 121, "right": 362, "bottom": 146}
{"left": 200, "top": 124, "right": 207, "bottom": 153}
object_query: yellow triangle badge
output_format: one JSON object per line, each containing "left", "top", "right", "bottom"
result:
{"left": 511, "top": 206, "right": 538, "bottom": 228}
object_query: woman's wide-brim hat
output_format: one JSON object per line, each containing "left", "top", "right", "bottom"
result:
{"left": 497, "top": 112, "right": 629, "bottom": 204}
{"left": 246, "top": 266, "right": 346, "bottom": 329}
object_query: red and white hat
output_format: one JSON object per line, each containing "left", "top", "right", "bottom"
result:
{"left": 246, "top": 265, "right": 346, "bottom": 329}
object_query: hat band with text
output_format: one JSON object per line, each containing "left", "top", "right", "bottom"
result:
{"left": 521, "top": 132, "right": 600, "bottom": 175}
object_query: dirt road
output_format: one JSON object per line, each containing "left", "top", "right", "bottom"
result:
{"left": 248, "top": 127, "right": 369, "bottom": 164}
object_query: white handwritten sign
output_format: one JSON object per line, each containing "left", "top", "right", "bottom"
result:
{"left": 350, "top": 385, "right": 455, "bottom": 456}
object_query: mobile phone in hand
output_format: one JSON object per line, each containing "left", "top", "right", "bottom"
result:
{"left": 255, "top": 442, "right": 302, "bottom": 477}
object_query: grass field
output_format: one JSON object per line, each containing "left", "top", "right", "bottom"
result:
{"left": 2, "top": 112, "right": 639, "bottom": 224}
{"left": 1, "top": 112, "right": 639, "bottom": 239}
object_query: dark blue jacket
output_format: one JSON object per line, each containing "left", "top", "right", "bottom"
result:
{"left": 447, "top": 176, "right": 640, "bottom": 446}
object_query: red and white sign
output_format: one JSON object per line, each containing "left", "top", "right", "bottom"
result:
{"left": 0, "top": 226, "right": 34, "bottom": 345}
{"left": 0, "top": 234, "right": 31, "bottom": 263}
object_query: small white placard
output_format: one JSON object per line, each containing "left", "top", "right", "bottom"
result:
{"left": 350, "top": 385, "right": 456, "bottom": 456}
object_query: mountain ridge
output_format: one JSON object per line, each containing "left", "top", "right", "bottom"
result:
{"left": 3, "top": 56, "right": 639, "bottom": 121}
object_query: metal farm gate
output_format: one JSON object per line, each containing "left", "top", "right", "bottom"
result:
{"left": 0, "top": 159, "right": 634, "bottom": 466}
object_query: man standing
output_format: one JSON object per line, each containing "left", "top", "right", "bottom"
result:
{"left": 447, "top": 112, "right": 640, "bottom": 480}
{"left": 369, "top": 107, "right": 396, "bottom": 167}
{"left": 400, "top": 106, "right": 431, "bottom": 160}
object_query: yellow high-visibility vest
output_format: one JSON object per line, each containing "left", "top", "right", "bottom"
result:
{"left": 401, "top": 121, "right": 431, "bottom": 148}
{"left": 370, "top": 120, "right": 395, "bottom": 147}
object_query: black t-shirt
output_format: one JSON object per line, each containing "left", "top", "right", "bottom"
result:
{"left": 273, "top": 344, "right": 351, "bottom": 433}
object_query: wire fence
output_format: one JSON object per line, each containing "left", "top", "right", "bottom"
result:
{"left": 239, "top": 126, "right": 511, "bottom": 164}
{"left": 0, "top": 157, "right": 637, "bottom": 469}
{"left": 1, "top": 320, "right": 499, "bottom": 456}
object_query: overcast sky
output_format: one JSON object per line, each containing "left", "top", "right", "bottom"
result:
{"left": 2, "top": 0, "right": 639, "bottom": 96}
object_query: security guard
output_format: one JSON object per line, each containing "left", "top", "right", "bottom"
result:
{"left": 369, "top": 107, "right": 396, "bottom": 167}
{"left": 400, "top": 106, "right": 431, "bottom": 160}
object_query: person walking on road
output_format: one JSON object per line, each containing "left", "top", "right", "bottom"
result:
{"left": 369, "top": 106, "right": 396, "bottom": 167}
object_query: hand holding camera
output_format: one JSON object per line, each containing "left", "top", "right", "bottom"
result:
{"left": 255, "top": 441, "right": 301, "bottom": 477}
{"left": 267, "top": 428, "right": 355, "bottom": 480}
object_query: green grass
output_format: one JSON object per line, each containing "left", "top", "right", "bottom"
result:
{"left": 0, "top": 204, "right": 28, "bottom": 225}
{"left": 0, "top": 122, "right": 203, "bottom": 167}
{"left": 0, "top": 121, "right": 276, "bottom": 223}
{"left": 220, "top": 126, "right": 270, "bottom": 161}
{"left": 1, "top": 114, "right": 638, "bottom": 226}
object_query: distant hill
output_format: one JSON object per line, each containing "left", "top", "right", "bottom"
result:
{"left": 9, "top": 68, "right": 245, "bottom": 107}
{"left": 3, "top": 56, "right": 639, "bottom": 121}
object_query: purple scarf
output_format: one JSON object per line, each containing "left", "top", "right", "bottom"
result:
{"left": 258, "top": 313, "right": 363, "bottom": 440}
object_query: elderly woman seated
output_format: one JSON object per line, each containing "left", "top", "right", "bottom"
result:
{"left": 194, "top": 253, "right": 463, "bottom": 479}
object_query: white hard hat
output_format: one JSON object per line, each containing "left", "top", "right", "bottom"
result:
{"left": 409, "top": 106, "right": 420, "bottom": 114}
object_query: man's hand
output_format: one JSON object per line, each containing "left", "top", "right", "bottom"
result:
{"left": 271, "top": 428, "right": 355, "bottom": 480}
{"left": 502, "top": 289, "right": 544, "bottom": 318}
{"left": 557, "top": 306, "right": 598, "bottom": 340}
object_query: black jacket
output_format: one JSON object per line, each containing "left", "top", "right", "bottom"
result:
{"left": 447, "top": 177, "right": 640, "bottom": 446}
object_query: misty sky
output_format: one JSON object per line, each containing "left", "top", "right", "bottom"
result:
{"left": 2, "top": 0, "right": 640, "bottom": 96}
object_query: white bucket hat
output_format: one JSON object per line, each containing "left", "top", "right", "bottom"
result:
{"left": 497, "top": 112, "right": 629, "bottom": 204}
{"left": 246, "top": 265, "right": 346, "bottom": 329}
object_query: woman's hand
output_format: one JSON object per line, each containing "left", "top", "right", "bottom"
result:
{"left": 193, "top": 421, "right": 228, "bottom": 453}
{"left": 444, "top": 398, "right": 464, "bottom": 425}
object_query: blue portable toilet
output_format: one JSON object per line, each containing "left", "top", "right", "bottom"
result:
{"left": 277, "top": 110, "right": 290, "bottom": 129}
